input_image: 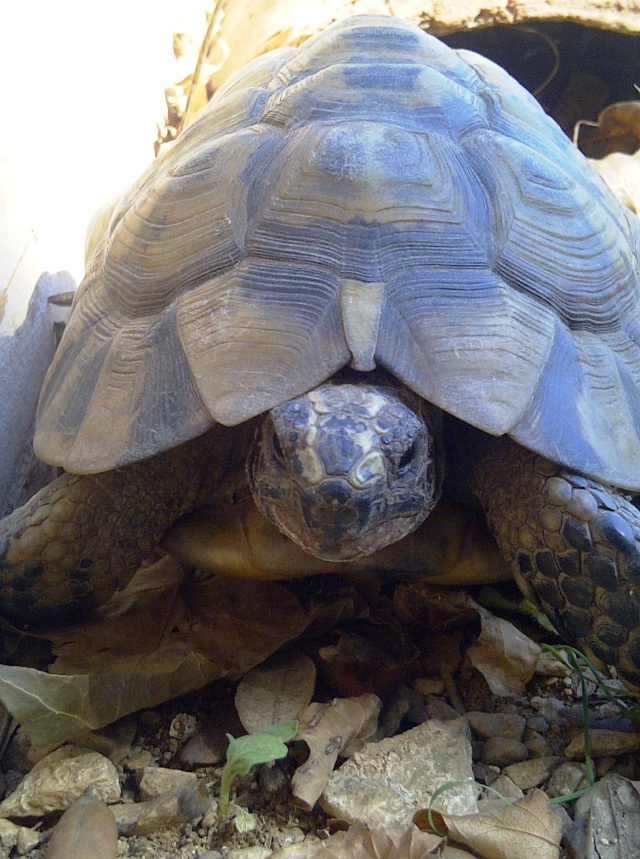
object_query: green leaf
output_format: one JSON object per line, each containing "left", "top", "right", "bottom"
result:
{"left": 219, "top": 720, "right": 298, "bottom": 816}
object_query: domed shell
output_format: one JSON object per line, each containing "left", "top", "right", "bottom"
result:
{"left": 35, "top": 15, "right": 640, "bottom": 490}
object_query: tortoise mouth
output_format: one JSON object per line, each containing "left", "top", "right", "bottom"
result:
{"left": 246, "top": 380, "right": 443, "bottom": 561}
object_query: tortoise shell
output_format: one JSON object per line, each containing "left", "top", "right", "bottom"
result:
{"left": 34, "top": 15, "right": 640, "bottom": 490}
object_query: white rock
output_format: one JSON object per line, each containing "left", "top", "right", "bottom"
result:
{"left": 0, "top": 744, "right": 120, "bottom": 817}
{"left": 321, "top": 718, "right": 476, "bottom": 832}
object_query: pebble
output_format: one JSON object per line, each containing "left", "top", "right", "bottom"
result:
{"left": 0, "top": 819, "right": 25, "bottom": 854}
{"left": 564, "top": 729, "right": 640, "bottom": 760}
{"left": 481, "top": 737, "right": 529, "bottom": 767}
{"left": 466, "top": 711, "right": 526, "bottom": 741}
{"left": 546, "top": 762, "right": 590, "bottom": 798}
{"left": 112, "top": 783, "right": 211, "bottom": 836}
{"left": 526, "top": 715, "right": 550, "bottom": 733}
{"left": 472, "top": 762, "right": 500, "bottom": 785}
{"left": 137, "top": 766, "right": 200, "bottom": 800}
{"left": 0, "top": 745, "right": 121, "bottom": 818}
{"left": 227, "top": 849, "right": 272, "bottom": 859}
{"left": 16, "top": 825, "right": 41, "bottom": 855}
{"left": 484, "top": 774, "right": 524, "bottom": 800}
{"left": 503, "top": 757, "right": 557, "bottom": 789}
{"left": 530, "top": 696, "right": 568, "bottom": 725}
{"left": 524, "top": 731, "right": 553, "bottom": 758}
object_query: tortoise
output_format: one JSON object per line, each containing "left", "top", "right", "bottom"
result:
{"left": 3, "top": 15, "right": 640, "bottom": 686}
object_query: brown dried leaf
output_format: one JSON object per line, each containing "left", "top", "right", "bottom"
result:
{"left": 291, "top": 694, "right": 381, "bottom": 810}
{"left": 465, "top": 601, "right": 541, "bottom": 696}
{"left": 0, "top": 558, "right": 310, "bottom": 745}
{"left": 589, "top": 150, "right": 640, "bottom": 214}
{"left": 569, "top": 774, "right": 640, "bottom": 857}
{"left": 235, "top": 648, "right": 316, "bottom": 734}
{"left": 50, "top": 558, "right": 309, "bottom": 676}
{"left": 46, "top": 786, "right": 118, "bottom": 859}
{"left": 270, "top": 822, "right": 445, "bottom": 858}
{"left": 435, "top": 790, "right": 561, "bottom": 859}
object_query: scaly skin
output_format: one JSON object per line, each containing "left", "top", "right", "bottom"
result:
{"left": 0, "top": 426, "right": 250, "bottom": 622}
{"left": 469, "top": 433, "right": 640, "bottom": 688}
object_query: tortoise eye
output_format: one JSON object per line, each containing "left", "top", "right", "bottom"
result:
{"left": 398, "top": 443, "right": 416, "bottom": 473}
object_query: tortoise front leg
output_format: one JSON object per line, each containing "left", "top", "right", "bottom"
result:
{"left": 0, "top": 427, "right": 247, "bottom": 622}
{"left": 468, "top": 434, "right": 640, "bottom": 688}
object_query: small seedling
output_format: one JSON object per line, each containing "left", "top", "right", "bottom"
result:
{"left": 219, "top": 720, "right": 298, "bottom": 816}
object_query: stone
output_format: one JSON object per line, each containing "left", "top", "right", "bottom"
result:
{"left": 227, "top": 849, "right": 272, "bottom": 859}
{"left": 484, "top": 774, "right": 524, "bottom": 801}
{"left": 322, "top": 718, "right": 476, "bottom": 833}
{"left": 137, "top": 766, "right": 200, "bottom": 800}
{"left": 565, "top": 729, "right": 640, "bottom": 760}
{"left": 503, "top": 757, "right": 557, "bottom": 789}
{"left": 466, "top": 711, "right": 526, "bottom": 740}
{"left": 546, "top": 762, "right": 590, "bottom": 798}
{"left": 481, "top": 737, "right": 529, "bottom": 767}
{"left": 0, "top": 745, "right": 120, "bottom": 817}
{"left": 112, "top": 783, "right": 211, "bottom": 837}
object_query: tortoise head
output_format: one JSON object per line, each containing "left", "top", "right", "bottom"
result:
{"left": 246, "top": 381, "right": 443, "bottom": 561}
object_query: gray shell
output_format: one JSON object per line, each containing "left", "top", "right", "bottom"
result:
{"left": 35, "top": 15, "right": 640, "bottom": 490}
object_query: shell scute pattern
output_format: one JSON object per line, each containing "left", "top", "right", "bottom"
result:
{"left": 34, "top": 15, "right": 640, "bottom": 492}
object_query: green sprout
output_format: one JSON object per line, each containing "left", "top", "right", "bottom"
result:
{"left": 219, "top": 720, "right": 298, "bottom": 816}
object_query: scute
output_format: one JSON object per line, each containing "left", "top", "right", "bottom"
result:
{"left": 34, "top": 15, "right": 640, "bottom": 489}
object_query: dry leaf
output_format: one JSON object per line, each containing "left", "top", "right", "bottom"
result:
{"left": 569, "top": 774, "right": 640, "bottom": 857}
{"left": 465, "top": 600, "right": 541, "bottom": 696}
{"left": 235, "top": 648, "right": 316, "bottom": 734}
{"left": 292, "top": 694, "right": 381, "bottom": 809}
{"left": 0, "top": 558, "right": 310, "bottom": 745}
{"left": 270, "top": 822, "right": 445, "bottom": 858}
{"left": 47, "top": 787, "right": 117, "bottom": 859}
{"left": 589, "top": 150, "right": 640, "bottom": 213}
{"left": 50, "top": 558, "right": 309, "bottom": 676}
{"left": 432, "top": 789, "right": 561, "bottom": 859}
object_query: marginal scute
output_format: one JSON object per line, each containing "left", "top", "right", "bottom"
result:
{"left": 33, "top": 15, "right": 640, "bottom": 484}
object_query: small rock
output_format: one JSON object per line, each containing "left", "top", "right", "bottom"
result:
{"left": 472, "top": 762, "right": 500, "bottom": 785}
{"left": 565, "top": 729, "right": 640, "bottom": 760}
{"left": 546, "top": 762, "right": 590, "bottom": 798}
{"left": 483, "top": 774, "right": 523, "bottom": 801}
{"left": 530, "top": 696, "right": 568, "bottom": 725}
{"left": 535, "top": 651, "right": 571, "bottom": 678}
{"left": 16, "top": 825, "right": 41, "bottom": 855}
{"left": 227, "top": 848, "right": 272, "bottom": 859}
{"left": 137, "top": 766, "right": 200, "bottom": 800}
{"left": 503, "top": 757, "right": 556, "bottom": 789}
{"left": 322, "top": 718, "right": 476, "bottom": 833}
{"left": 481, "top": 737, "right": 529, "bottom": 767}
{"left": 278, "top": 826, "right": 305, "bottom": 846}
{"left": 0, "top": 745, "right": 121, "bottom": 817}
{"left": 169, "top": 713, "right": 197, "bottom": 741}
{"left": 422, "top": 696, "right": 462, "bottom": 722}
{"left": 112, "top": 783, "right": 211, "bottom": 836}
{"left": 526, "top": 715, "right": 550, "bottom": 734}
{"left": 125, "top": 750, "right": 155, "bottom": 771}
{"left": 524, "top": 731, "right": 553, "bottom": 758}
{"left": 0, "top": 819, "right": 24, "bottom": 853}
{"left": 466, "top": 711, "right": 526, "bottom": 741}
{"left": 595, "top": 756, "right": 617, "bottom": 778}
